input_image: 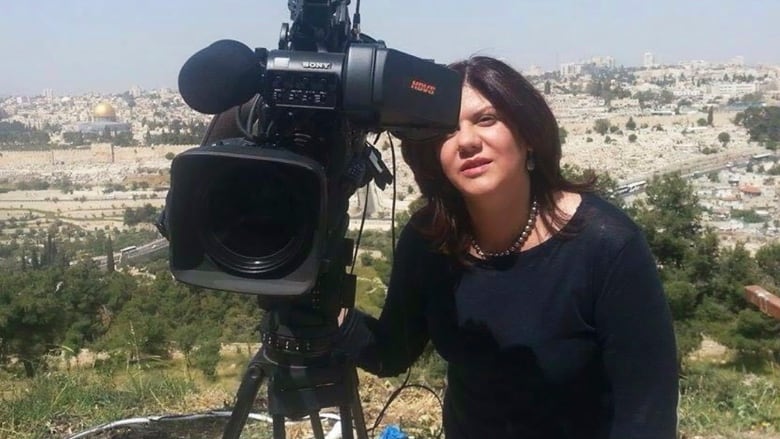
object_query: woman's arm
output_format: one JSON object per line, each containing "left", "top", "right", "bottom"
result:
{"left": 337, "top": 223, "right": 431, "bottom": 377}
{"left": 594, "top": 231, "right": 679, "bottom": 439}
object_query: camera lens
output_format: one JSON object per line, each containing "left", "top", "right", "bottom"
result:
{"left": 198, "top": 160, "right": 319, "bottom": 278}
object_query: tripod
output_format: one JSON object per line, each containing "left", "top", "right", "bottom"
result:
{"left": 222, "top": 340, "right": 369, "bottom": 439}
{"left": 222, "top": 238, "right": 369, "bottom": 439}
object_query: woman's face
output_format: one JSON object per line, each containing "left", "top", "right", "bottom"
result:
{"left": 438, "top": 85, "right": 529, "bottom": 201}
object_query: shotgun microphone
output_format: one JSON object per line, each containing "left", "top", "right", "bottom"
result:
{"left": 178, "top": 39, "right": 264, "bottom": 114}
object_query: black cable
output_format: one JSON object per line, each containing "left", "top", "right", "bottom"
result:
{"left": 389, "top": 135, "right": 397, "bottom": 257}
{"left": 350, "top": 133, "right": 444, "bottom": 438}
{"left": 350, "top": 132, "right": 383, "bottom": 273}
{"left": 366, "top": 134, "right": 443, "bottom": 439}
{"left": 235, "top": 102, "right": 251, "bottom": 139}
{"left": 350, "top": 184, "right": 370, "bottom": 273}
{"left": 353, "top": 0, "right": 362, "bottom": 37}
{"left": 368, "top": 381, "right": 444, "bottom": 439}
{"left": 66, "top": 411, "right": 343, "bottom": 439}
{"left": 245, "top": 94, "right": 261, "bottom": 137}
{"left": 232, "top": 94, "right": 263, "bottom": 140}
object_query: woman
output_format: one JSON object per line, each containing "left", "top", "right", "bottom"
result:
{"left": 339, "top": 56, "right": 678, "bottom": 438}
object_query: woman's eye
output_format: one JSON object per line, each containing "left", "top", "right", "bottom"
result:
{"left": 478, "top": 115, "right": 497, "bottom": 125}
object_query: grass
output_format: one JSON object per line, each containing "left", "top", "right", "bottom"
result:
{"left": 3, "top": 351, "right": 780, "bottom": 438}
{"left": 0, "top": 345, "right": 438, "bottom": 439}
{"left": 679, "top": 362, "right": 780, "bottom": 436}
{"left": 0, "top": 348, "right": 258, "bottom": 439}
{"left": 1, "top": 368, "right": 197, "bottom": 438}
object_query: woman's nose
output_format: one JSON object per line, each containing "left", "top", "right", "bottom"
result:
{"left": 456, "top": 124, "right": 480, "bottom": 155}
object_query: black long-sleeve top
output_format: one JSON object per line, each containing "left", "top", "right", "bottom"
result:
{"left": 343, "top": 193, "right": 679, "bottom": 438}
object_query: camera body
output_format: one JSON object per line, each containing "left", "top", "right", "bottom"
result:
{"left": 162, "top": 0, "right": 461, "bottom": 299}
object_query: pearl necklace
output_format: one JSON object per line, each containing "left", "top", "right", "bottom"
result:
{"left": 471, "top": 199, "right": 539, "bottom": 258}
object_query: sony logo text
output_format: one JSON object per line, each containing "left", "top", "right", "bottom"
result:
{"left": 302, "top": 61, "right": 332, "bottom": 70}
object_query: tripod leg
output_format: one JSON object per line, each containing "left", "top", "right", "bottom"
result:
{"left": 347, "top": 367, "right": 369, "bottom": 439}
{"left": 339, "top": 404, "right": 354, "bottom": 439}
{"left": 309, "top": 411, "right": 326, "bottom": 439}
{"left": 223, "top": 351, "right": 268, "bottom": 439}
{"left": 271, "top": 414, "right": 286, "bottom": 439}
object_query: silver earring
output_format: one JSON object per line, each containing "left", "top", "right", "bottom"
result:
{"left": 526, "top": 151, "right": 536, "bottom": 172}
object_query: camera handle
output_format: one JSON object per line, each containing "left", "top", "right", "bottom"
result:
{"left": 222, "top": 342, "right": 369, "bottom": 439}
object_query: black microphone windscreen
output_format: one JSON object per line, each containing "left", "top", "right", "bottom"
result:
{"left": 178, "top": 39, "right": 262, "bottom": 114}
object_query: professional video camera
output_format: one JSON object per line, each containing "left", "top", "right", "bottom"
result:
{"left": 158, "top": 1, "right": 461, "bottom": 438}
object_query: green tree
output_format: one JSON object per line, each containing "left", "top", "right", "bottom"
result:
{"left": 735, "top": 106, "right": 780, "bottom": 145}
{"left": 112, "top": 131, "right": 135, "bottom": 147}
{"left": 634, "top": 90, "right": 658, "bottom": 109}
{"left": 685, "top": 229, "right": 720, "bottom": 291}
{"left": 593, "top": 119, "right": 611, "bottom": 136}
{"left": 558, "top": 126, "right": 568, "bottom": 145}
{"left": 123, "top": 204, "right": 160, "bottom": 226}
{"left": 755, "top": 243, "right": 780, "bottom": 285}
{"left": 659, "top": 90, "right": 676, "bottom": 105}
{"left": 63, "top": 131, "right": 86, "bottom": 146}
{"left": 717, "top": 132, "right": 731, "bottom": 147}
{"left": 106, "top": 236, "right": 115, "bottom": 273}
{"left": 707, "top": 106, "right": 714, "bottom": 126}
{"left": 99, "top": 285, "right": 170, "bottom": 362}
{"left": 561, "top": 164, "right": 622, "bottom": 207}
{"left": 58, "top": 262, "right": 123, "bottom": 352}
{"left": 192, "top": 332, "right": 222, "bottom": 379}
{"left": 631, "top": 173, "right": 702, "bottom": 269}
{"left": 101, "top": 126, "right": 113, "bottom": 142}
{"left": 710, "top": 243, "right": 759, "bottom": 313}
{"left": 586, "top": 79, "right": 604, "bottom": 98}
{"left": 0, "top": 270, "right": 67, "bottom": 376}
{"left": 730, "top": 309, "right": 780, "bottom": 366}
{"left": 664, "top": 279, "right": 698, "bottom": 320}
{"left": 625, "top": 117, "right": 636, "bottom": 131}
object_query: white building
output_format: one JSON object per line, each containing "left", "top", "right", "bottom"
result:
{"left": 590, "top": 56, "right": 616, "bottom": 69}
{"left": 523, "top": 65, "right": 545, "bottom": 77}
{"left": 729, "top": 56, "right": 745, "bottom": 67}
{"left": 710, "top": 82, "right": 758, "bottom": 97}
{"left": 559, "top": 62, "right": 583, "bottom": 77}
{"left": 643, "top": 52, "right": 656, "bottom": 68}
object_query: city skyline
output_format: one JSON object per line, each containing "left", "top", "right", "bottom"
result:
{"left": 2, "top": 0, "right": 778, "bottom": 96}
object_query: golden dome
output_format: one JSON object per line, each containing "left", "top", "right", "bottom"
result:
{"left": 93, "top": 102, "right": 117, "bottom": 121}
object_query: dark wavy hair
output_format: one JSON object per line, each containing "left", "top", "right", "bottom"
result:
{"left": 401, "top": 56, "right": 595, "bottom": 262}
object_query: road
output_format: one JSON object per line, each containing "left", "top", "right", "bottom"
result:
{"left": 94, "top": 237, "right": 169, "bottom": 268}
{"left": 618, "top": 147, "right": 773, "bottom": 188}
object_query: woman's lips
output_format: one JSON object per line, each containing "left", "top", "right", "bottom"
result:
{"left": 460, "top": 158, "right": 491, "bottom": 177}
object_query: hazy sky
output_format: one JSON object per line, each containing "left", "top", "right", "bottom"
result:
{"left": 2, "top": 0, "right": 777, "bottom": 96}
